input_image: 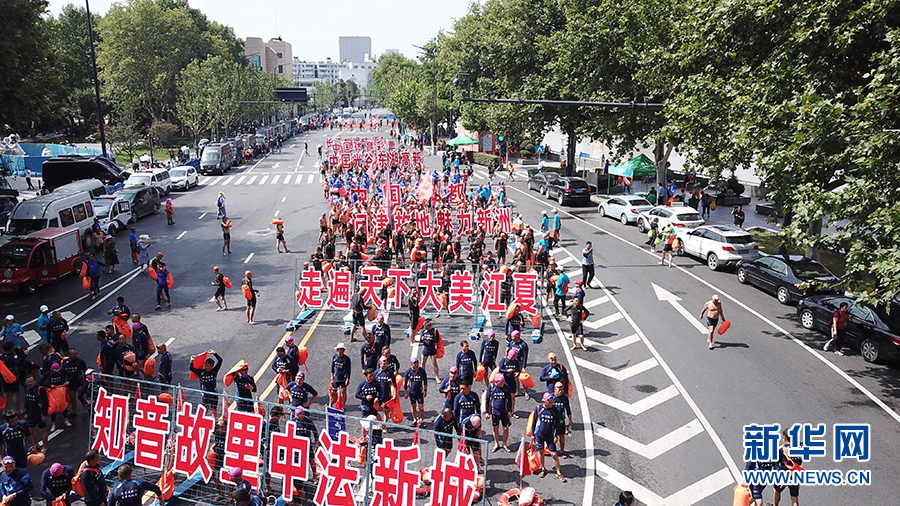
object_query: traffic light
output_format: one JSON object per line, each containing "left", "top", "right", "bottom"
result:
{"left": 498, "top": 136, "right": 504, "bottom": 142}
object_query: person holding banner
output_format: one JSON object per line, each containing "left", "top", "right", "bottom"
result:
{"left": 189, "top": 351, "right": 223, "bottom": 419}
{"left": 107, "top": 465, "right": 163, "bottom": 506}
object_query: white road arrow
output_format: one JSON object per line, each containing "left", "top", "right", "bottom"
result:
{"left": 594, "top": 419, "right": 704, "bottom": 459}
{"left": 651, "top": 283, "right": 709, "bottom": 334}
{"left": 595, "top": 460, "right": 733, "bottom": 506}
{"left": 574, "top": 356, "right": 657, "bottom": 381}
{"left": 585, "top": 384, "right": 679, "bottom": 415}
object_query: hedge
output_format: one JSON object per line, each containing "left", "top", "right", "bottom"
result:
{"left": 472, "top": 152, "right": 500, "bottom": 167}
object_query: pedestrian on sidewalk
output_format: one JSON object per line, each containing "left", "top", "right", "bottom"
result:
{"left": 165, "top": 198, "right": 174, "bottom": 225}
{"left": 24, "top": 169, "right": 34, "bottom": 190}
{"left": 212, "top": 266, "right": 228, "bottom": 311}
{"left": 581, "top": 241, "right": 595, "bottom": 288}
{"left": 732, "top": 205, "right": 745, "bottom": 228}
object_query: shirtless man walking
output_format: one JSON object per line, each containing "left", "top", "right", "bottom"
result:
{"left": 318, "top": 213, "right": 329, "bottom": 243}
{"left": 221, "top": 216, "right": 233, "bottom": 256}
{"left": 699, "top": 294, "right": 724, "bottom": 350}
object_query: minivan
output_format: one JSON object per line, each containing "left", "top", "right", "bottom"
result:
{"left": 2, "top": 190, "right": 98, "bottom": 245}
{"left": 41, "top": 155, "right": 127, "bottom": 191}
{"left": 200, "top": 143, "right": 233, "bottom": 175}
{"left": 125, "top": 169, "right": 172, "bottom": 195}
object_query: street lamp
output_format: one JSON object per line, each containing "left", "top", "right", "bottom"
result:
{"left": 413, "top": 44, "right": 438, "bottom": 156}
{"left": 85, "top": 0, "right": 107, "bottom": 158}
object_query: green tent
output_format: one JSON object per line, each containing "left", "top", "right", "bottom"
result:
{"left": 446, "top": 133, "right": 480, "bottom": 147}
{"left": 614, "top": 153, "right": 675, "bottom": 179}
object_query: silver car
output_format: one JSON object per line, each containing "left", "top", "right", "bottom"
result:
{"left": 675, "top": 224, "right": 760, "bottom": 270}
{"left": 598, "top": 196, "right": 654, "bottom": 225}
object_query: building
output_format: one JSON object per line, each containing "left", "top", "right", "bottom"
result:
{"left": 340, "top": 61, "right": 377, "bottom": 90}
{"left": 382, "top": 49, "right": 401, "bottom": 57}
{"left": 244, "top": 37, "right": 293, "bottom": 77}
{"left": 339, "top": 36, "right": 372, "bottom": 64}
{"left": 292, "top": 58, "right": 377, "bottom": 94}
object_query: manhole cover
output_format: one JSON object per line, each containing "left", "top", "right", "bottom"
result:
{"left": 248, "top": 228, "right": 273, "bottom": 236}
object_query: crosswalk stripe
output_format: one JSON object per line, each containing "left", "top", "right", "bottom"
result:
{"left": 556, "top": 257, "right": 574, "bottom": 266}
{"left": 574, "top": 356, "right": 657, "bottom": 381}
{"left": 583, "top": 333, "right": 640, "bottom": 352}
{"left": 583, "top": 312, "right": 624, "bottom": 329}
{"left": 271, "top": 175, "right": 280, "bottom": 184}
{"left": 584, "top": 296, "right": 610, "bottom": 309}
{"left": 201, "top": 177, "right": 213, "bottom": 186}
{"left": 234, "top": 176, "right": 246, "bottom": 185}
{"left": 247, "top": 176, "right": 258, "bottom": 185}
{"left": 295, "top": 174, "right": 303, "bottom": 184}
{"left": 474, "top": 173, "right": 484, "bottom": 180}
{"left": 283, "top": 174, "right": 291, "bottom": 185}
{"left": 222, "top": 176, "right": 235, "bottom": 186}
{"left": 259, "top": 175, "right": 269, "bottom": 184}
{"left": 307, "top": 174, "right": 314, "bottom": 184}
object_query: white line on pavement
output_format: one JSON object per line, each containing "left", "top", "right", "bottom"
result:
{"left": 273, "top": 162, "right": 280, "bottom": 169}
{"left": 274, "top": 210, "right": 279, "bottom": 217}
{"left": 222, "top": 176, "right": 235, "bottom": 186}
{"left": 176, "top": 231, "right": 187, "bottom": 240}
{"left": 198, "top": 213, "right": 207, "bottom": 220}
{"left": 234, "top": 175, "right": 246, "bottom": 185}
{"left": 20, "top": 269, "right": 141, "bottom": 328}
{"left": 244, "top": 253, "right": 254, "bottom": 264}
{"left": 246, "top": 176, "right": 258, "bottom": 185}
{"left": 244, "top": 156, "right": 267, "bottom": 174}
{"left": 283, "top": 175, "right": 291, "bottom": 185}
{"left": 281, "top": 197, "right": 286, "bottom": 202}
{"left": 203, "top": 177, "right": 216, "bottom": 186}
{"left": 70, "top": 270, "right": 143, "bottom": 325}
{"left": 271, "top": 175, "right": 280, "bottom": 184}
{"left": 259, "top": 175, "right": 269, "bottom": 185}
{"left": 307, "top": 174, "right": 314, "bottom": 183}
{"left": 295, "top": 174, "right": 303, "bottom": 184}
{"left": 148, "top": 337, "right": 176, "bottom": 359}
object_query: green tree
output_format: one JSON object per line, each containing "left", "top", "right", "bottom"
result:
{"left": 312, "top": 81, "right": 338, "bottom": 112}
{"left": 0, "top": 0, "right": 62, "bottom": 131}
{"left": 51, "top": 4, "right": 101, "bottom": 126}
{"left": 107, "top": 112, "right": 142, "bottom": 161}
{"left": 176, "top": 59, "right": 213, "bottom": 146}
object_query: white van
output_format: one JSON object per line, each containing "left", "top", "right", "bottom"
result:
{"left": 2, "top": 190, "right": 98, "bottom": 246}
{"left": 125, "top": 169, "right": 172, "bottom": 195}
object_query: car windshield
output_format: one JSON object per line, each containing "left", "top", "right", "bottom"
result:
{"left": 93, "top": 200, "right": 114, "bottom": 218}
{"left": 0, "top": 242, "right": 32, "bottom": 268}
{"left": 127, "top": 175, "right": 152, "bottom": 186}
{"left": 170, "top": 169, "right": 187, "bottom": 177}
{"left": 6, "top": 219, "right": 46, "bottom": 236}
{"left": 201, "top": 150, "right": 221, "bottom": 163}
{"left": 626, "top": 198, "right": 651, "bottom": 206}
{"left": 569, "top": 180, "right": 590, "bottom": 189}
{"left": 792, "top": 261, "right": 833, "bottom": 279}
{"left": 725, "top": 235, "right": 755, "bottom": 244}
{"left": 543, "top": 173, "right": 560, "bottom": 181}
{"left": 676, "top": 212, "right": 702, "bottom": 221}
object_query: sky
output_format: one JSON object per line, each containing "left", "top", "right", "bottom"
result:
{"left": 47, "top": 0, "right": 475, "bottom": 62}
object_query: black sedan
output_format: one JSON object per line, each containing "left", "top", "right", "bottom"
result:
{"left": 546, "top": 177, "right": 592, "bottom": 206}
{"left": 736, "top": 255, "right": 841, "bottom": 304}
{"left": 798, "top": 295, "right": 900, "bottom": 363}
{"left": 527, "top": 172, "right": 560, "bottom": 195}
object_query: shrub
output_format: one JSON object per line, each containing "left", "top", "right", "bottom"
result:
{"left": 149, "top": 122, "right": 178, "bottom": 145}
{"left": 520, "top": 140, "right": 536, "bottom": 159}
{"left": 472, "top": 152, "right": 500, "bottom": 166}
{"left": 726, "top": 175, "right": 745, "bottom": 196}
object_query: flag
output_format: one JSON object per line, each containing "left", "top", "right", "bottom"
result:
{"left": 414, "top": 172, "right": 434, "bottom": 202}
{"left": 514, "top": 436, "right": 531, "bottom": 477}
{"left": 383, "top": 169, "right": 391, "bottom": 216}
{"left": 135, "top": 382, "right": 141, "bottom": 401}
{"left": 176, "top": 388, "right": 186, "bottom": 412}
{"left": 412, "top": 421, "right": 420, "bottom": 446}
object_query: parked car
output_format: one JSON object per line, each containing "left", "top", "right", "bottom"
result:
{"left": 637, "top": 205, "right": 705, "bottom": 233}
{"left": 169, "top": 166, "right": 199, "bottom": 190}
{"left": 91, "top": 195, "right": 133, "bottom": 235}
{"left": 737, "top": 255, "right": 842, "bottom": 304}
{"left": 546, "top": 177, "right": 592, "bottom": 205}
{"left": 200, "top": 143, "right": 233, "bottom": 175}
{"left": 41, "top": 155, "right": 127, "bottom": 191}
{"left": 798, "top": 295, "right": 900, "bottom": 364}
{"left": 527, "top": 172, "right": 560, "bottom": 195}
{"left": 125, "top": 168, "right": 172, "bottom": 195}
{"left": 116, "top": 186, "right": 160, "bottom": 220}
{"left": 675, "top": 224, "right": 760, "bottom": 270}
{"left": 598, "top": 196, "right": 654, "bottom": 225}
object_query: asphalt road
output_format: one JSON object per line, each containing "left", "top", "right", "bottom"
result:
{"left": 5, "top": 122, "right": 899, "bottom": 506}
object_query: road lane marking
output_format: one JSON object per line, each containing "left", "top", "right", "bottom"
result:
{"left": 584, "top": 296, "right": 609, "bottom": 309}
{"left": 204, "top": 177, "right": 217, "bottom": 186}
{"left": 274, "top": 210, "right": 279, "bottom": 217}
{"left": 244, "top": 156, "right": 268, "bottom": 173}
{"left": 652, "top": 283, "right": 709, "bottom": 334}
{"left": 259, "top": 175, "right": 269, "bottom": 185}
{"left": 283, "top": 175, "right": 291, "bottom": 185}
{"left": 148, "top": 337, "right": 176, "bottom": 359}
{"left": 243, "top": 253, "right": 254, "bottom": 264}
{"left": 176, "top": 231, "right": 187, "bottom": 240}
{"left": 222, "top": 176, "right": 235, "bottom": 186}
{"left": 583, "top": 333, "right": 640, "bottom": 352}
{"left": 198, "top": 213, "right": 207, "bottom": 220}
{"left": 307, "top": 174, "right": 314, "bottom": 184}
{"left": 595, "top": 460, "right": 732, "bottom": 506}
{"left": 574, "top": 356, "right": 657, "bottom": 380}
{"left": 273, "top": 162, "right": 280, "bottom": 169}
{"left": 281, "top": 197, "right": 286, "bottom": 202}
{"left": 295, "top": 175, "right": 303, "bottom": 184}
{"left": 271, "top": 175, "right": 280, "bottom": 184}
{"left": 69, "top": 269, "right": 143, "bottom": 325}
{"left": 20, "top": 269, "right": 140, "bottom": 328}
{"left": 582, "top": 312, "right": 623, "bottom": 329}
{"left": 246, "top": 176, "right": 258, "bottom": 185}
{"left": 585, "top": 384, "right": 679, "bottom": 416}
{"left": 595, "top": 418, "right": 704, "bottom": 459}
{"left": 234, "top": 176, "right": 246, "bottom": 185}
{"left": 254, "top": 310, "right": 327, "bottom": 404}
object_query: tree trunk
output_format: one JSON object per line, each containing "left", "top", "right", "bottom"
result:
{"left": 565, "top": 122, "right": 577, "bottom": 178}
{"left": 805, "top": 218, "right": 822, "bottom": 261}
{"left": 653, "top": 140, "right": 673, "bottom": 187}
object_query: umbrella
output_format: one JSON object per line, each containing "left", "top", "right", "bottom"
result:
{"left": 612, "top": 154, "right": 676, "bottom": 179}
{"left": 139, "top": 154, "right": 151, "bottom": 162}
{"left": 446, "top": 133, "right": 480, "bottom": 147}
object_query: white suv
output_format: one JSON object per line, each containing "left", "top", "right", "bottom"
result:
{"left": 637, "top": 205, "right": 705, "bottom": 233}
{"left": 125, "top": 169, "right": 172, "bottom": 195}
{"left": 675, "top": 224, "right": 760, "bottom": 270}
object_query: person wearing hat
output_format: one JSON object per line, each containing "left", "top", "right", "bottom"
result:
{"left": 136, "top": 235, "right": 150, "bottom": 271}
{"left": 103, "top": 232, "right": 119, "bottom": 274}
{"left": 216, "top": 191, "right": 227, "bottom": 219}
{"left": 660, "top": 226, "right": 676, "bottom": 268}
{"left": 241, "top": 271, "right": 258, "bottom": 325}
{"left": 285, "top": 372, "right": 317, "bottom": 414}
{"left": 484, "top": 374, "right": 512, "bottom": 452}
{"left": 404, "top": 357, "right": 428, "bottom": 425}
{"left": 552, "top": 381, "right": 574, "bottom": 458}
{"left": 40, "top": 461, "right": 74, "bottom": 506}
{"left": 573, "top": 280, "right": 585, "bottom": 305}
{"left": 212, "top": 267, "right": 228, "bottom": 311}
{"left": 128, "top": 227, "right": 139, "bottom": 264}
{"left": 550, "top": 208, "right": 561, "bottom": 249}
{"left": 371, "top": 314, "right": 391, "bottom": 357}
{"left": 553, "top": 267, "right": 570, "bottom": 316}
{"left": 0, "top": 454, "right": 32, "bottom": 506}
{"left": 1, "top": 317, "right": 23, "bottom": 355}
{"left": 108, "top": 464, "right": 163, "bottom": 506}
{"left": 149, "top": 252, "right": 164, "bottom": 273}
{"left": 0, "top": 411, "right": 36, "bottom": 470}
{"left": 419, "top": 319, "right": 441, "bottom": 380}
{"left": 540, "top": 210, "right": 550, "bottom": 234}
{"left": 221, "top": 216, "right": 233, "bottom": 256}
{"left": 189, "top": 350, "right": 223, "bottom": 419}
{"left": 478, "top": 331, "right": 499, "bottom": 389}
{"left": 432, "top": 408, "right": 459, "bottom": 455}
{"left": 528, "top": 393, "right": 566, "bottom": 482}
{"left": 36, "top": 306, "right": 51, "bottom": 343}
{"left": 232, "top": 364, "right": 256, "bottom": 413}
{"left": 228, "top": 466, "right": 253, "bottom": 495}
{"left": 79, "top": 450, "right": 107, "bottom": 506}
{"left": 507, "top": 331, "right": 530, "bottom": 399}
{"left": 407, "top": 290, "right": 420, "bottom": 346}
{"left": 330, "top": 343, "right": 351, "bottom": 409}
{"left": 565, "top": 295, "right": 589, "bottom": 351}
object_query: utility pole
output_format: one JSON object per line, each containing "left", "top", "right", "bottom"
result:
{"left": 85, "top": 0, "right": 107, "bottom": 158}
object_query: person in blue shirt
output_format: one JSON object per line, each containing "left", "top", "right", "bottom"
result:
{"left": 419, "top": 320, "right": 440, "bottom": 380}
{"left": 40, "top": 462, "right": 74, "bottom": 506}
{"left": 189, "top": 351, "right": 223, "bottom": 419}
{"left": 107, "top": 464, "right": 162, "bottom": 506}
{"left": 85, "top": 253, "right": 104, "bottom": 300}
{"left": 404, "top": 358, "right": 428, "bottom": 425}
{"left": 452, "top": 381, "right": 480, "bottom": 425}
{"left": 507, "top": 331, "right": 530, "bottom": 399}
{"left": 0, "top": 455, "right": 33, "bottom": 506}
{"left": 154, "top": 262, "right": 171, "bottom": 310}
{"left": 231, "top": 488, "right": 265, "bottom": 506}
{"left": 360, "top": 334, "right": 379, "bottom": 373}
{"left": 438, "top": 368, "right": 460, "bottom": 410}
{"left": 36, "top": 306, "right": 51, "bottom": 343}
{"left": 330, "top": 343, "right": 352, "bottom": 409}
{"left": 286, "top": 372, "right": 318, "bottom": 415}
{"left": 128, "top": 228, "right": 138, "bottom": 265}
{"left": 479, "top": 331, "right": 499, "bottom": 388}
{"left": 433, "top": 408, "right": 459, "bottom": 455}
{"left": 529, "top": 393, "right": 566, "bottom": 482}
{"left": 552, "top": 382, "right": 574, "bottom": 457}
{"left": 484, "top": 374, "right": 512, "bottom": 452}
{"left": 370, "top": 314, "right": 391, "bottom": 356}
{"left": 540, "top": 210, "right": 549, "bottom": 233}
{"left": 551, "top": 209, "right": 561, "bottom": 248}
{"left": 228, "top": 467, "right": 252, "bottom": 495}
{"left": 80, "top": 450, "right": 108, "bottom": 506}
{"left": 105, "top": 297, "right": 131, "bottom": 321}
{"left": 355, "top": 369, "right": 381, "bottom": 419}
{"left": 554, "top": 268, "right": 570, "bottom": 316}
{"left": 61, "top": 350, "right": 88, "bottom": 417}
{"left": 232, "top": 366, "right": 256, "bottom": 413}
{"left": 573, "top": 280, "right": 585, "bottom": 306}
{"left": 498, "top": 349, "right": 521, "bottom": 416}
{"left": 455, "top": 341, "right": 477, "bottom": 385}
{"left": 0, "top": 412, "right": 36, "bottom": 469}
{"left": 373, "top": 359, "right": 396, "bottom": 408}
{"left": 379, "top": 347, "right": 401, "bottom": 377}
{"left": 2, "top": 316, "right": 23, "bottom": 351}
{"left": 156, "top": 344, "right": 172, "bottom": 384}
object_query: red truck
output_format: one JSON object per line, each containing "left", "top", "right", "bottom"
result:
{"left": 0, "top": 228, "right": 83, "bottom": 294}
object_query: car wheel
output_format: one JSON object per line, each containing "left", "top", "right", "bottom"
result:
{"left": 153, "top": 204, "right": 160, "bottom": 214}
{"left": 541, "top": 186, "right": 547, "bottom": 195}
{"left": 637, "top": 219, "right": 647, "bottom": 233}
{"left": 737, "top": 267, "right": 749, "bottom": 284}
{"left": 107, "top": 223, "right": 117, "bottom": 236}
{"left": 598, "top": 206, "right": 606, "bottom": 217}
{"left": 707, "top": 253, "right": 720, "bottom": 271}
{"left": 22, "top": 280, "right": 38, "bottom": 295}
{"left": 860, "top": 339, "right": 880, "bottom": 363}
{"left": 777, "top": 286, "right": 791, "bottom": 305}
{"left": 800, "top": 309, "right": 815, "bottom": 330}
{"left": 620, "top": 214, "right": 629, "bottom": 225}
{"left": 558, "top": 193, "right": 564, "bottom": 205}
{"left": 72, "top": 257, "right": 83, "bottom": 275}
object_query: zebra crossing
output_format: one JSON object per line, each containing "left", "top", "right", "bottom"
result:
{"left": 199, "top": 173, "right": 321, "bottom": 187}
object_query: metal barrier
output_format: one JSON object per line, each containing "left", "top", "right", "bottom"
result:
{"left": 87, "top": 374, "right": 497, "bottom": 506}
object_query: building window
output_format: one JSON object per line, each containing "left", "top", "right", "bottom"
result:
{"left": 278, "top": 65, "right": 283, "bottom": 74}
{"left": 250, "top": 55, "right": 261, "bottom": 70}
{"left": 277, "top": 52, "right": 282, "bottom": 58}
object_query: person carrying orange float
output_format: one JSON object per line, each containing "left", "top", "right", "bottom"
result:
{"left": 241, "top": 271, "right": 258, "bottom": 325}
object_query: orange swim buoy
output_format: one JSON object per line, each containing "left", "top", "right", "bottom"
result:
{"left": 242, "top": 284, "right": 253, "bottom": 300}
{"left": 148, "top": 267, "right": 158, "bottom": 281}
{"left": 166, "top": 272, "right": 174, "bottom": 289}
{"left": 499, "top": 488, "right": 543, "bottom": 506}
{"left": 272, "top": 218, "right": 284, "bottom": 225}
{"left": 295, "top": 346, "right": 309, "bottom": 366}
{"left": 519, "top": 372, "right": 535, "bottom": 389}
{"left": 717, "top": 319, "right": 731, "bottom": 335}
{"left": 82, "top": 277, "right": 91, "bottom": 290}
{"left": 733, "top": 484, "right": 751, "bottom": 506}
{"left": 189, "top": 351, "right": 210, "bottom": 380}
{"left": 474, "top": 364, "right": 485, "bottom": 382}
{"left": 159, "top": 392, "right": 174, "bottom": 405}
{"left": 223, "top": 276, "right": 232, "bottom": 288}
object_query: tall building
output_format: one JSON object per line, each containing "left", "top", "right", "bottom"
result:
{"left": 339, "top": 36, "right": 372, "bottom": 64}
{"left": 244, "top": 37, "right": 293, "bottom": 76}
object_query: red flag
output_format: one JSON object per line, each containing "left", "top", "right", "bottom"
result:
{"left": 412, "top": 421, "right": 420, "bottom": 446}
{"left": 176, "top": 388, "right": 186, "bottom": 412}
{"left": 135, "top": 382, "right": 141, "bottom": 401}
{"left": 514, "top": 437, "right": 531, "bottom": 477}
